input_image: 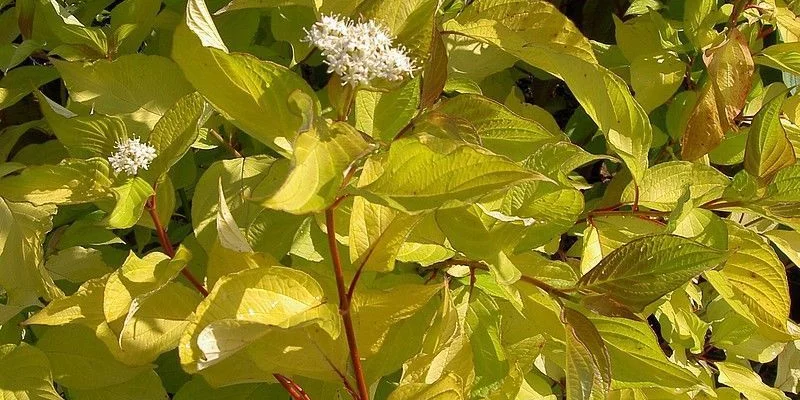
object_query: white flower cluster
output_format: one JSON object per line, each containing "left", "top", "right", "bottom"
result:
{"left": 304, "top": 15, "right": 415, "bottom": 87}
{"left": 108, "top": 138, "right": 157, "bottom": 176}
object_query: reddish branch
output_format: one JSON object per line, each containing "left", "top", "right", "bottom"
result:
{"left": 325, "top": 207, "right": 370, "bottom": 400}
{"left": 274, "top": 374, "right": 312, "bottom": 400}
{"left": 145, "top": 195, "right": 209, "bottom": 297}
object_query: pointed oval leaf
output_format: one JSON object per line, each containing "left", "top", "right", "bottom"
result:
{"left": 356, "top": 135, "right": 548, "bottom": 212}
{"left": 0, "top": 343, "right": 61, "bottom": 400}
{"left": 744, "top": 92, "right": 797, "bottom": 182}
{"left": 562, "top": 307, "right": 611, "bottom": 400}
{"left": 577, "top": 235, "right": 726, "bottom": 312}
{"left": 179, "top": 266, "right": 339, "bottom": 374}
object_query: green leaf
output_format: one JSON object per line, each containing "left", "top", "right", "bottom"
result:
{"left": 0, "top": 66, "right": 59, "bottom": 110}
{"left": 764, "top": 230, "right": 800, "bottom": 268}
{"left": 186, "top": 0, "right": 229, "bottom": 52}
{"left": 667, "top": 189, "right": 728, "bottom": 250}
{"left": 352, "top": 280, "right": 442, "bottom": 363}
{"left": 630, "top": 52, "right": 684, "bottom": 113}
{"left": 355, "top": 77, "right": 421, "bottom": 141}
{"left": 562, "top": 307, "right": 611, "bottom": 400}
{"left": 389, "top": 374, "right": 464, "bottom": 400}
{"left": 0, "top": 158, "right": 113, "bottom": 205}
{"left": 0, "top": 199, "right": 61, "bottom": 306}
{"left": 179, "top": 266, "right": 339, "bottom": 374}
{"left": 776, "top": 340, "right": 800, "bottom": 393}
{"left": 0, "top": 343, "right": 61, "bottom": 400}
{"left": 262, "top": 120, "right": 370, "bottom": 214}
{"left": 216, "top": 179, "right": 253, "bottom": 253}
{"left": 613, "top": 12, "right": 678, "bottom": 61}
{"left": 23, "top": 276, "right": 107, "bottom": 327}
{"left": 717, "top": 361, "right": 789, "bottom": 400}
{"left": 68, "top": 370, "right": 168, "bottom": 400}
{"left": 576, "top": 235, "right": 726, "bottom": 312}
{"left": 354, "top": 0, "right": 438, "bottom": 62}
{"left": 762, "top": 164, "right": 800, "bottom": 203}
{"left": 503, "top": 179, "right": 584, "bottom": 251}
{"left": 54, "top": 55, "right": 193, "bottom": 131}
{"left": 172, "top": 19, "right": 317, "bottom": 154}
{"left": 744, "top": 91, "right": 797, "bottom": 182}
{"left": 589, "top": 314, "right": 707, "bottom": 390}
{"left": 620, "top": 161, "right": 729, "bottom": 211}
{"left": 413, "top": 94, "right": 559, "bottom": 161}
{"left": 464, "top": 293, "right": 508, "bottom": 397}
{"left": 36, "top": 324, "right": 152, "bottom": 389}
{"left": 103, "top": 250, "right": 188, "bottom": 336}
{"left": 37, "top": 91, "right": 129, "bottom": 159}
{"left": 755, "top": 43, "right": 800, "bottom": 76}
{"left": 45, "top": 246, "right": 115, "bottom": 283}
{"left": 30, "top": 0, "right": 108, "bottom": 57}
{"left": 142, "top": 92, "right": 208, "bottom": 181}
{"left": 0, "top": 40, "right": 43, "bottom": 72}
{"left": 709, "top": 222, "right": 793, "bottom": 341}
{"left": 444, "top": 1, "right": 652, "bottom": 182}
{"left": 655, "top": 286, "right": 709, "bottom": 354}
{"left": 435, "top": 205, "right": 523, "bottom": 263}
{"left": 349, "top": 195, "right": 423, "bottom": 272}
{"left": 174, "top": 376, "right": 286, "bottom": 400}
{"left": 106, "top": 177, "right": 153, "bottom": 229}
{"left": 109, "top": 0, "right": 162, "bottom": 55}
{"left": 356, "top": 135, "right": 547, "bottom": 212}
{"left": 709, "top": 129, "right": 747, "bottom": 165}
{"left": 683, "top": 0, "right": 718, "bottom": 49}
{"left": 118, "top": 283, "right": 202, "bottom": 366}
{"left": 191, "top": 156, "right": 304, "bottom": 260}
{"left": 579, "top": 215, "right": 664, "bottom": 273}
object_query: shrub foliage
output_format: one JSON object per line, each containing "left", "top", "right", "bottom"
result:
{"left": 1, "top": 0, "right": 800, "bottom": 399}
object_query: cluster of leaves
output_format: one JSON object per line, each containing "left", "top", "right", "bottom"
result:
{"left": 2, "top": 0, "right": 800, "bottom": 398}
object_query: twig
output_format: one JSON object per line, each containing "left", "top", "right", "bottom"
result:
{"left": 209, "top": 129, "right": 243, "bottom": 158}
{"left": 274, "top": 374, "right": 312, "bottom": 400}
{"left": 325, "top": 207, "right": 370, "bottom": 400}
{"left": 145, "top": 195, "right": 208, "bottom": 297}
{"left": 727, "top": 0, "right": 753, "bottom": 31}
{"left": 346, "top": 244, "right": 377, "bottom": 302}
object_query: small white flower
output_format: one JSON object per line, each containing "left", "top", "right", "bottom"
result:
{"left": 108, "top": 137, "right": 157, "bottom": 176}
{"left": 303, "top": 15, "right": 415, "bottom": 87}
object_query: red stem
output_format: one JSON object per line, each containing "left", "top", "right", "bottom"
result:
{"left": 274, "top": 374, "right": 312, "bottom": 400}
{"left": 145, "top": 195, "right": 209, "bottom": 297}
{"left": 325, "top": 207, "right": 370, "bottom": 400}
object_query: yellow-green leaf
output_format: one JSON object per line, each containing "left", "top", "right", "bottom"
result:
{"left": 172, "top": 20, "right": 316, "bottom": 155}
{"left": 620, "top": 161, "right": 729, "bottom": 211}
{"left": 262, "top": 120, "right": 370, "bottom": 214}
{"left": 562, "top": 307, "right": 611, "bottom": 400}
{"left": 744, "top": 91, "right": 797, "bottom": 182}
{"left": 0, "top": 158, "right": 113, "bottom": 205}
{"left": 0, "top": 343, "right": 61, "bottom": 400}
{"left": 54, "top": 55, "right": 192, "bottom": 131}
{"left": 576, "top": 235, "right": 725, "bottom": 312}
{"left": 717, "top": 361, "right": 789, "bottom": 400}
{"left": 356, "top": 135, "right": 547, "bottom": 212}
{"left": 179, "top": 266, "right": 339, "bottom": 374}
{"left": 755, "top": 42, "right": 800, "bottom": 76}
